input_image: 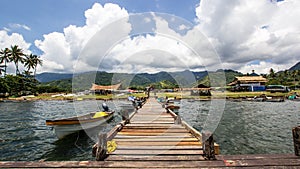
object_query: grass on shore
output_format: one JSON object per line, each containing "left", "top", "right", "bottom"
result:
{"left": 3, "top": 90, "right": 300, "bottom": 101}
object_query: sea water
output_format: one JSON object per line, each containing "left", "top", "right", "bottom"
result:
{"left": 0, "top": 99, "right": 299, "bottom": 161}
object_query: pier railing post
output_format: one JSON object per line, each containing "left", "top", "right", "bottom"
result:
{"left": 175, "top": 115, "right": 182, "bottom": 125}
{"left": 202, "top": 131, "right": 216, "bottom": 160}
{"left": 95, "top": 133, "right": 107, "bottom": 161}
{"left": 121, "top": 109, "right": 130, "bottom": 124}
{"left": 292, "top": 126, "right": 300, "bottom": 156}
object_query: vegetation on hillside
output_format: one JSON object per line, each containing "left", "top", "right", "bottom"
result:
{"left": 0, "top": 45, "right": 65, "bottom": 97}
{"left": 38, "top": 65, "right": 300, "bottom": 92}
{"left": 265, "top": 68, "right": 300, "bottom": 89}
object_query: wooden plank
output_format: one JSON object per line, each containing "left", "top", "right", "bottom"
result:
{"left": 221, "top": 158, "right": 300, "bottom": 167}
{"left": 115, "top": 141, "right": 201, "bottom": 146}
{"left": 110, "top": 149, "right": 204, "bottom": 155}
{"left": 2, "top": 155, "right": 300, "bottom": 168}
{"left": 0, "top": 161, "right": 227, "bottom": 168}
{"left": 125, "top": 123, "right": 174, "bottom": 127}
{"left": 120, "top": 128, "right": 188, "bottom": 133}
{"left": 106, "top": 155, "right": 205, "bottom": 161}
{"left": 131, "top": 119, "right": 175, "bottom": 122}
{"left": 129, "top": 121, "right": 174, "bottom": 124}
{"left": 117, "top": 132, "right": 192, "bottom": 136}
{"left": 114, "top": 137, "right": 199, "bottom": 142}
{"left": 114, "top": 135, "right": 195, "bottom": 139}
{"left": 217, "top": 154, "right": 300, "bottom": 160}
{"left": 115, "top": 145, "right": 202, "bottom": 150}
{"left": 122, "top": 126, "right": 185, "bottom": 129}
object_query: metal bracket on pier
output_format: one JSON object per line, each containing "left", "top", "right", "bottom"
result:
{"left": 202, "top": 131, "right": 216, "bottom": 160}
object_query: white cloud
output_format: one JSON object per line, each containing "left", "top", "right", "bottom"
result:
{"left": 196, "top": 0, "right": 300, "bottom": 73}
{"left": 4, "top": 23, "right": 31, "bottom": 31}
{"left": 35, "top": 3, "right": 129, "bottom": 73}
{"left": 238, "top": 61, "right": 292, "bottom": 74}
{"left": 0, "top": 30, "right": 31, "bottom": 51}
{"left": 34, "top": 1, "right": 300, "bottom": 74}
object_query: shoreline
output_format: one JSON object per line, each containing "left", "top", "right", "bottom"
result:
{"left": 0, "top": 91, "right": 297, "bottom": 102}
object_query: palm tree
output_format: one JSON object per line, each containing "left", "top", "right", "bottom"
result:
{"left": 24, "top": 54, "right": 35, "bottom": 75}
{"left": 9, "top": 45, "right": 25, "bottom": 75}
{"left": 24, "top": 53, "right": 42, "bottom": 78}
{"left": 0, "top": 65, "right": 5, "bottom": 76}
{"left": 0, "top": 48, "right": 11, "bottom": 76}
{"left": 292, "top": 70, "right": 299, "bottom": 90}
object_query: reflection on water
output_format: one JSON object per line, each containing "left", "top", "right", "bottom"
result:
{"left": 0, "top": 99, "right": 299, "bottom": 161}
{"left": 179, "top": 100, "right": 300, "bottom": 155}
{"left": 0, "top": 100, "right": 124, "bottom": 161}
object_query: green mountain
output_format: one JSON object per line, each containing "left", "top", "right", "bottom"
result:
{"left": 40, "top": 70, "right": 209, "bottom": 91}
{"left": 36, "top": 72, "right": 73, "bottom": 82}
{"left": 289, "top": 61, "right": 300, "bottom": 71}
{"left": 197, "top": 69, "right": 243, "bottom": 87}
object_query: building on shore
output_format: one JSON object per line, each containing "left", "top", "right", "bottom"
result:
{"left": 228, "top": 76, "right": 268, "bottom": 92}
{"left": 90, "top": 83, "right": 121, "bottom": 95}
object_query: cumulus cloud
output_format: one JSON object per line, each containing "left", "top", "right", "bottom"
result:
{"left": 35, "top": 0, "right": 300, "bottom": 74}
{"left": 35, "top": 3, "right": 129, "bottom": 73}
{"left": 0, "top": 30, "right": 31, "bottom": 50}
{"left": 196, "top": 0, "right": 300, "bottom": 73}
{"left": 36, "top": 3, "right": 219, "bottom": 74}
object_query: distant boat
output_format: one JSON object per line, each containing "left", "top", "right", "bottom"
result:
{"left": 46, "top": 111, "right": 114, "bottom": 139}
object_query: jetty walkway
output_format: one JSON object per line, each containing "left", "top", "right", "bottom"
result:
{"left": 1, "top": 97, "right": 300, "bottom": 168}
{"left": 100, "top": 97, "right": 218, "bottom": 162}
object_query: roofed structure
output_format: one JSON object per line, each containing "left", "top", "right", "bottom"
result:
{"left": 228, "top": 76, "right": 267, "bottom": 86}
{"left": 90, "top": 83, "right": 121, "bottom": 95}
{"left": 228, "top": 76, "right": 267, "bottom": 92}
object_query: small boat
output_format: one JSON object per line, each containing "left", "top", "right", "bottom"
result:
{"left": 46, "top": 111, "right": 114, "bottom": 139}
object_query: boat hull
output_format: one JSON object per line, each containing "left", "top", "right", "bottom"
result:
{"left": 46, "top": 112, "right": 114, "bottom": 139}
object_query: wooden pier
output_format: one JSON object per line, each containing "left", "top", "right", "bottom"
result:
{"left": 1, "top": 97, "right": 300, "bottom": 168}
{"left": 94, "top": 97, "right": 218, "bottom": 161}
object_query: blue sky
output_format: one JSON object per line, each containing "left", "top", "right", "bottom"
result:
{"left": 1, "top": 0, "right": 199, "bottom": 47}
{"left": 1, "top": 0, "right": 300, "bottom": 74}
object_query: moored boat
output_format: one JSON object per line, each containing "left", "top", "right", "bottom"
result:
{"left": 46, "top": 111, "right": 114, "bottom": 139}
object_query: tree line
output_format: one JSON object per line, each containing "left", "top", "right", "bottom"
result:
{"left": 266, "top": 68, "right": 300, "bottom": 89}
{"left": 0, "top": 45, "right": 42, "bottom": 77}
{"left": 0, "top": 45, "right": 44, "bottom": 97}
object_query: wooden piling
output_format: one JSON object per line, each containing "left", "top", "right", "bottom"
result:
{"left": 202, "top": 131, "right": 216, "bottom": 160}
{"left": 121, "top": 110, "right": 130, "bottom": 124}
{"left": 174, "top": 115, "right": 182, "bottom": 125}
{"left": 95, "top": 133, "right": 107, "bottom": 161}
{"left": 293, "top": 126, "right": 300, "bottom": 156}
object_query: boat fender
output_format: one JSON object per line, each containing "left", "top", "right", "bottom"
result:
{"left": 93, "top": 111, "right": 108, "bottom": 118}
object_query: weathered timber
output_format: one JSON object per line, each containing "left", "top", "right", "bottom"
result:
{"left": 202, "top": 131, "right": 216, "bottom": 160}
{"left": 106, "top": 155, "right": 206, "bottom": 161}
{"left": 95, "top": 133, "right": 107, "bottom": 161}
{"left": 293, "top": 126, "right": 300, "bottom": 156}
{"left": 175, "top": 115, "right": 182, "bottom": 124}
{"left": 2, "top": 155, "right": 300, "bottom": 168}
{"left": 120, "top": 109, "right": 130, "bottom": 124}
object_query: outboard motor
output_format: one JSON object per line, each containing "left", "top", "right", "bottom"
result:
{"left": 102, "top": 102, "right": 109, "bottom": 112}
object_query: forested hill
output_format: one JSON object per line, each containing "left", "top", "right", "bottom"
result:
{"left": 36, "top": 72, "right": 73, "bottom": 82}
{"left": 39, "top": 69, "right": 243, "bottom": 91}
{"left": 289, "top": 61, "right": 300, "bottom": 71}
